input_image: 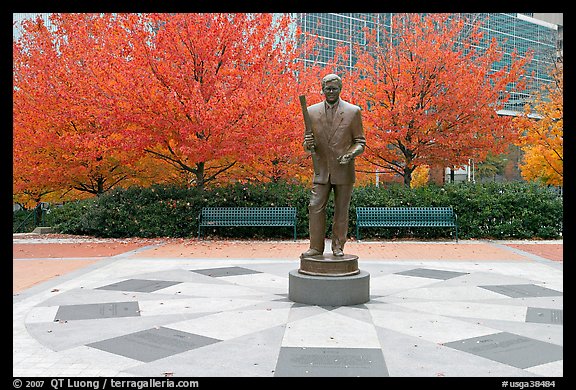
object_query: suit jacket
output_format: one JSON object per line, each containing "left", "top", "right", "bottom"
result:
{"left": 306, "top": 98, "right": 366, "bottom": 185}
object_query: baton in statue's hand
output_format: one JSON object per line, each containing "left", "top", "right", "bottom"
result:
{"left": 299, "top": 95, "right": 316, "bottom": 154}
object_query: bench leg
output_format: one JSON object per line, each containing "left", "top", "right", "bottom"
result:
{"left": 356, "top": 226, "right": 361, "bottom": 241}
{"left": 294, "top": 226, "right": 297, "bottom": 241}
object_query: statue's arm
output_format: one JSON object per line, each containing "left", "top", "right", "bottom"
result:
{"left": 347, "top": 108, "right": 366, "bottom": 157}
{"left": 338, "top": 109, "right": 366, "bottom": 165}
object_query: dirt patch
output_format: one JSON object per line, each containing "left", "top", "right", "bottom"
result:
{"left": 13, "top": 259, "right": 99, "bottom": 293}
{"left": 13, "top": 242, "right": 154, "bottom": 259}
{"left": 12, "top": 234, "right": 164, "bottom": 293}
{"left": 504, "top": 244, "right": 563, "bottom": 261}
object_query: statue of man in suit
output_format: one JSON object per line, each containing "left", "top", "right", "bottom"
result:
{"left": 302, "top": 73, "right": 366, "bottom": 257}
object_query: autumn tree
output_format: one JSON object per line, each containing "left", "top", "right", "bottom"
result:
{"left": 13, "top": 14, "right": 147, "bottom": 201}
{"left": 514, "top": 61, "right": 563, "bottom": 186}
{"left": 14, "top": 13, "right": 323, "bottom": 205}
{"left": 214, "top": 32, "right": 325, "bottom": 185}
{"left": 349, "top": 13, "right": 532, "bottom": 187}
{"left": 107, "top": 13, "right": 320, "bottom": 189}
{"left": 12, "top": 113, "right": 67, "bottom": 208}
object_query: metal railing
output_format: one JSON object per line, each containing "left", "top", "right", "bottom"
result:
{"left": 13, "top": 202, "right": 50, "bottom": 233}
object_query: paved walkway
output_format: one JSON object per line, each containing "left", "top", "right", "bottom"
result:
{"left": 13, "top": 234, "right": 563, "bottom": 378}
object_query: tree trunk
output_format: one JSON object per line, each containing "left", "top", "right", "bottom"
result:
{"left": 195, "top": 162, "right": 205, "bottom": 190}
{"left": 97, "top": 177, "right": 105, "bottom": 196}
{"left": 403, "top": 167, "right": 414, "bottom": 188}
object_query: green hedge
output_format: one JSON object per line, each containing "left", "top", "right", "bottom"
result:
{"left": 351, "top": 182, "right": 563, "bottom": 240}
{"left": 48, "top": 182, "right": 310, "bottom": 239}
{"left": 43, "top": 181, "right": 562, "bottom": 240}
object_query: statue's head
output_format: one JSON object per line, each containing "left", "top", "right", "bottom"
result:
{"left": 321, "top": 74, "right": 342, "bottom": 104}
{"left": 321, "top": 73, "right": 342, "bottom": 89}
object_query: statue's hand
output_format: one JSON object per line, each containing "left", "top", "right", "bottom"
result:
{"left": 338, "top": 153, "right": 353, "bottom": 165}
{"left": 304, "top": 134, "right": 315, "bottom": 152}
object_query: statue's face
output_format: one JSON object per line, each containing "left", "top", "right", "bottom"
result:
{"left": 322, "top": 80, "right": 341, "bottom": 104}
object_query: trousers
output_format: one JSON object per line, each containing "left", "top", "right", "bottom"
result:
{"left": 308, "top": 182, "right": 353, "bottom": 253}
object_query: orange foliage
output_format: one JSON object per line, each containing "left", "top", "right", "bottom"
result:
{"left": 103, "top": 13, "right": 322, "bottom": 188}
{"left": 514, "top": 63, "right": 563, "bottom": 186}
{"left": 13, "top": 14, "right": 147, "bottom": 201}
{"left": 14, "top": 13, "right": 537, "bottom": 204}
{"left": 13, "top": 13, "right": 325, "bottom": 202}
{"left": 348, "top": 13, "right": 532, "bottom": 187}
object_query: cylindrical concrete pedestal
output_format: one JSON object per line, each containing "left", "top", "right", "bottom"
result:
{"left": 288, "top": 269, "right": 370, "bottom": 306}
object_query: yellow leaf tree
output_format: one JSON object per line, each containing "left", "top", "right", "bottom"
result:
{"left": 515, "top": 62, "right": 563, "bottom": 186}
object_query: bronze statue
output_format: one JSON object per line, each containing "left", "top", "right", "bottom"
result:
{"left": 301, "top": 74, "right": 366, "bottom": 257}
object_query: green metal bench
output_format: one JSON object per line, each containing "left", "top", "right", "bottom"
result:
{"left": 198, "top": 207, "right": 297, "bottom": 240}
{"left": 356, "top": 207, "right": 458, "bottom": 242}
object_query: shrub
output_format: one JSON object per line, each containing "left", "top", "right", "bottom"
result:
{"left": 43, "top": 181, "right": 562, "bottom": 240}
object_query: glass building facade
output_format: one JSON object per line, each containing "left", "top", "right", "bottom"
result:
{"left": 13, "top": 13, "right": 53, "bottom": 39}
{"left": 296, "top": 13, "right": 560, "bottom": 113}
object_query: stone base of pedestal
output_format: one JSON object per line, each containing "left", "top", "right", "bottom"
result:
{"left": 288, "top": 269, "right": 370, "bottom": 306}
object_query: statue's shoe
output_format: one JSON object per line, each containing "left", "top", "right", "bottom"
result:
{"left": 301, "top": 248, "right": 323, "bottom": 257}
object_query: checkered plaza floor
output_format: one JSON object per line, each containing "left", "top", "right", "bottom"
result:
{"left": 13, "top": 238, "right": 563, "bottom": 377}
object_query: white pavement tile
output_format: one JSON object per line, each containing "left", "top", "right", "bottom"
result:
{"left": 436, "top": 271, "right": 540, "bottom": 287}
{"left": 390, "top": 285, "right": 509, "bottom": 301}
{"left": 525, "top": 360, "right": 563, "bottom": 377}
{"left": 219, "top": 272, "right": 289, "bottom": 293}
{"left": 332, "top": 305, "right": 375, "bottom": 324}
{"left": 282, "top": 310, "right": 380, "bottom": 348}
{"left": 137, "top": 297, "right": 262, "bottom": 315}
{"left": 369, "top": 274, "right": 442, "bottom": 294}
{"left": 60, "top": 345, "right": 143, "bottom": 371}
{"left": 157, "top": 281, "right": 269, "bottom": 298}
{"left": 394, "top": 301, "right": 528, "bottom": 322}
{"left": 286, "top": 304, "right": 333, "bottom": 322}
{"left": 370, "top": 309, "right": 497, "bottom": 344}
{"left": 167, "top": 308, "right": 291, "bottom": 340}
{"left": 479, "top": 296, "right": 563, "bottom": 309}
{"left": 25, "top": 306, "right": 59, "bottom": 323}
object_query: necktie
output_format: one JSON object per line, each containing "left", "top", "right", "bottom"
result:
{"left": 327, "top": 105, "right": 335, "bottom": 126}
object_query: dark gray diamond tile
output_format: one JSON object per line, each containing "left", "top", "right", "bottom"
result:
{"left": 274, "top": 347, "right": 388, "bottom": 377}
{"left": 394, "top": 268, "right": 469, "bottom": 280}
{"left": 442, "top": 332, "right": 562, "bottom": 369}
{"left": 479, "top": 284, "right": 563, "bottom": 298}
{"left": 191, "top": 266, "right": 262, "bottom": 277}
{"left": 55, "top": 301, "right": 140, "bottom": 321}
{"left": 96, "top": 279, "right": 181, "bottom": 293}
{"left": 526, "top": 307, "right": 563, "bottom": 325}
{"left": 87, "top": 327, "right": 220, "bottom": 362}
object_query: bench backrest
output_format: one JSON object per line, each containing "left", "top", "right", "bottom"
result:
{"left": 200, "top": 207, "right": 296, "bottom": 225}
{"left": 356, "top": 207, "right": 455, "bottom": 223}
